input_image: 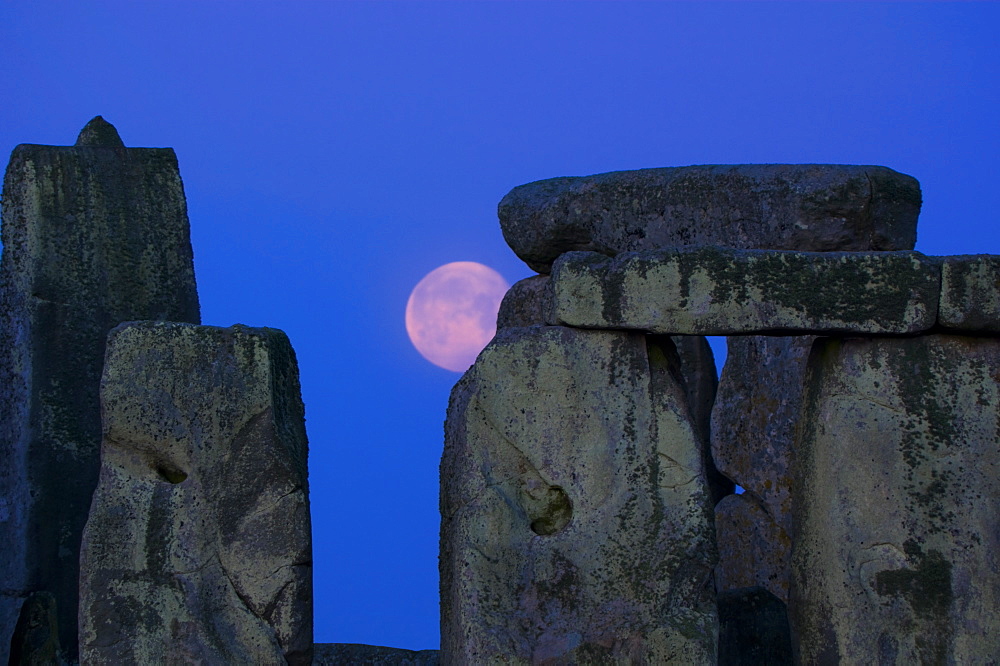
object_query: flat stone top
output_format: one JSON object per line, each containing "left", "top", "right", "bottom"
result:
{"left": 499, "top": 164, "right": 921, "bottom": 273}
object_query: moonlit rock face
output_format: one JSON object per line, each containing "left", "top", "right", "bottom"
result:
{"left": 406, "top": 262, "right": 509, "bottom": 373}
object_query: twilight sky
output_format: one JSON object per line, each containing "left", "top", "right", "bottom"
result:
{"left": 2, "top": 1, "right": 998, "bottom": 651}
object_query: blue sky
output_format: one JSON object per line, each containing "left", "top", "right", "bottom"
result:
{"left": 2, "top": 1, "right": 998, "bottom": 651}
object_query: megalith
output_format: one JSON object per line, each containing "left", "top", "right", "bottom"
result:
{"left": 790, "top": 334, "right": 1000, "bottom": 663}
{"left": 0, "top": 117, "right": 200, "bottom": 662}
{"left": 497, "top": 164, "right": 922, "bottom": 607}
{"left": 79, "top": 322, "right": 312, "bottom": 665}
{"left": 440, "top": 326, "right": 718, "bottom": 664}
{"left": 498, "top": 165, "right": 921, "bottom": 275}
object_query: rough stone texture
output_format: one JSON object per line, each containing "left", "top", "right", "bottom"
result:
{"left": 710, "top": 336, "right": 814, "bottom": 601}
{"left": 79, "top": 322, "right": 312, "bottom": 665}
{"left": 0, "top": 118, "right": 200, "bottom": 663}
{"left": 713, "top": 493, "right": 790, "bottom": 602}
{"left": 441, "top": 326, "right": 718, "bottom": 664}
{"left": 497, "top": 280, "right": 731, "bottom": 508}
{"left": 791, "top": 334, "right": 1000, "bottom": 664}
{"left": 496, "top": 274, "right": 551, "bottom": 329}
{"left": 717, "top": 587, "right": 793, "bottom": 666}
{"left": 550, "top": 247, "right": 940, "bottom": 335}
{"left": 671, "top": 336, "right": 732, "bottom": 506}
{"left": 313, "top": 643, "right": 440, "bottom": 665}
{"left": 498, "top": 164, "right": 921, "bottom": 275}
{"left": 939, "top": 254, "right": 1000, "bottom": 332}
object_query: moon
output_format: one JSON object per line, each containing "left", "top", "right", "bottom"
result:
{"left": 406, "top": 262, "right": 509, "bottom": 373}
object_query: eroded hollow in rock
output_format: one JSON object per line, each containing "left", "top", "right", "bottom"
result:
{"left": 529, "top": 485, "right": 572, "bottom": 536}
{"left": 152, "top": 461, "right": 188, "bottom": 484}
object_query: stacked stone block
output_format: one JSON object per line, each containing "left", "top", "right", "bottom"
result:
{"left": 80, "top": 322, "right": 312, "bottom": 665}
{"left": 441, "top": 327, "right": 717, "bottom": 663}
{"left": 1, "top": 119, "right": 314, "bottom": 664}
{"left": 447, "top": 164, "right": 1000, "bottom": 662}
{"left": 0, "top": 117, "right": 200, "bottom": 662}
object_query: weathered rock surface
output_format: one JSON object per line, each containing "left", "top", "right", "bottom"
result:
{"left": 440, "top": 326, "right": 718, "bottom": 664}
{"left": 939, "top": 254, "right": 1000, "bottom": 332}
{"left": 791, "top": 334, "right": 1000, "bottom": 663}
{"left": 498, "top": 165, "right": 921, "bottom": 274}
{"left": 0, "top": 117, "right": 200, "bottom": 662}
{"left": 717, "top": 587, "right": 793, "bottom": 666}
{"left": 713, "top": 493, "right": 790, "bottom": 601}
{"left": 550, "top": 247, "right": 940, "bottom": 335}
{"left": 710, "top": 335, "right": 814, "bottom": 601}
{"left": 79, "top": 322, "right": 312, "bottom": 665}
{"left": 496, "top": 274, "right": 551, "bottom": 329}
{"left": 497, "top": 282, "right": 731, "bottom": 508}
{"left": 313, "top": 643, "right": 440, "bottom": 665}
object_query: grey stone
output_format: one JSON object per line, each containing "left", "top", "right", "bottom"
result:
{"left": 671, "top": 335, "right": 732, "bottom": 505}
{"left": 713, "top": 494, "right": 790, "bottom": 602}
{"left": 550, "top": 247, "right": 940, "bottom": 335}
{"left": 710, "top": 336, "right": 814, "bottom": 602}
{"left": 75, "top": 115, "right": 125, "bottom": 147}
{"left": 496, "top": 280, "right": 729, "bottom": 504}
{"left": 939, "top": 254, "right": 1000, "bottom": 332}
{"left": 790, "top": 335, "right": 1000, "bottom": 664}
{"left": 79, "top": 322, "right": 311, "bottom": 665}
{"left": 0, "top": 118, "right": 200, "bottom": 663}
{"left": 496, "top": 274, "right": 550, "bottom": 329}
{"left": 313, "top": 643, "right": 440, "bottom": 665}
{"left": 8, "top": 592, "right": 61, "bottom": 666}
{"left": 717, "top": 587, "right": 793, "bottom": 666}
{"left": 498, "top": 164, "right": 921, "bottom": 274}
{"left": 440, "top": 326, "right": 718, "bottom": 664}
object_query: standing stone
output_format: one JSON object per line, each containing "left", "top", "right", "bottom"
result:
{"left": 710, "top": 335, "right": 814, "bottom": 602}
{"left": 717, "top": 587, "right": 793, "bottom": 666}
{"left": 791, "top": 335, "right": 1000, "bottom": 663}
{"left": 498, "top": 165, "right": 921, "bottom": 275}
{"left": 441, "top": 326, "right": 717, "bottom": 664}
{"left": 79, "top": 322, "right": 312, "bottom": 665}
{"left": 0, "top": 117, "right": 200, "bottom": 662}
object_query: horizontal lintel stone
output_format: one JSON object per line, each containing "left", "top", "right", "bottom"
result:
{"left": 549, "top": 247, "right": 941, "bottom": 335}
{"left": 498, "top": 164, "right": 921, "bottom": 274}
{"left": 939, "top": 255, "right": 1000, "bottom": 332}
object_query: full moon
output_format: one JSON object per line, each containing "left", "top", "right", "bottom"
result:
{"left": 406, "top": 262, "right": 509, "bottom": 373}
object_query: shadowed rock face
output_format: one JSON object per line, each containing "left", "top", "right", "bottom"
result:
{"left": 0, "top": 117, "right": 200, "bottom": 663}
{"left": 313, "top": 643, "right": 440, "bottom": 665}
{"left": 498, "top": 164, "right": 921, "bottom": 275}
{"left": 79, "top": 322, "right": 312, "bottom": 665}
{"left": 441, "top": 326, "right": 717, "bottom": 664}
{"left": 791, "top": 335, "right": 1000, "bottom": 663}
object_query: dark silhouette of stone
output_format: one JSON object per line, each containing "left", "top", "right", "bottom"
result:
{"left": 313, "top": 643, "right": 440, "bottom": 665}
{"left": 7, "top": 592, "right": 60, "bottom": 666}
{"left": 498, "top": 165, "right": 921, "bottom": 275}
{"left": 791, "top": 335, "right": 1000, "bottom": 663}
{"left": 0, "top": 118, "right": 200, "bottom": 663}
{"left": 74, "top": 115, "right": 125, "bottom": 147}
{"left": 717, "top": 587, "right": 793, "bottom": 666}
{"left": 441, "top": 326, "right": 718, "bottom": 664}
{"left": 79, "top": 322, "right": 312, "bottom": 665}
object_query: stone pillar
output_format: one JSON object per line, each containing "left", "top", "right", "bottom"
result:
{"left": 79, "top": 322, "right": 312, "bottom": 665}
{"left": 0, "top": 117, "right": 200, "bottom": 662}
{"left": 497, "top": 165, "right": 922, "bottom": 607}
{"left": 790, "top": 334, "right": 1000, "bottom": 663}
{"left": 440, "top": 326, "right": 717, "bottom": 664}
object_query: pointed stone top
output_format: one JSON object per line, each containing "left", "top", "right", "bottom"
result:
{"left": 75, "top": 116, "right": 125, "bottom": 147}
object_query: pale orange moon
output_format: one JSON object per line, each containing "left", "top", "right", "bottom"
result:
{"left": 406, "top": 262, "right": 509, "bottom": 373}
